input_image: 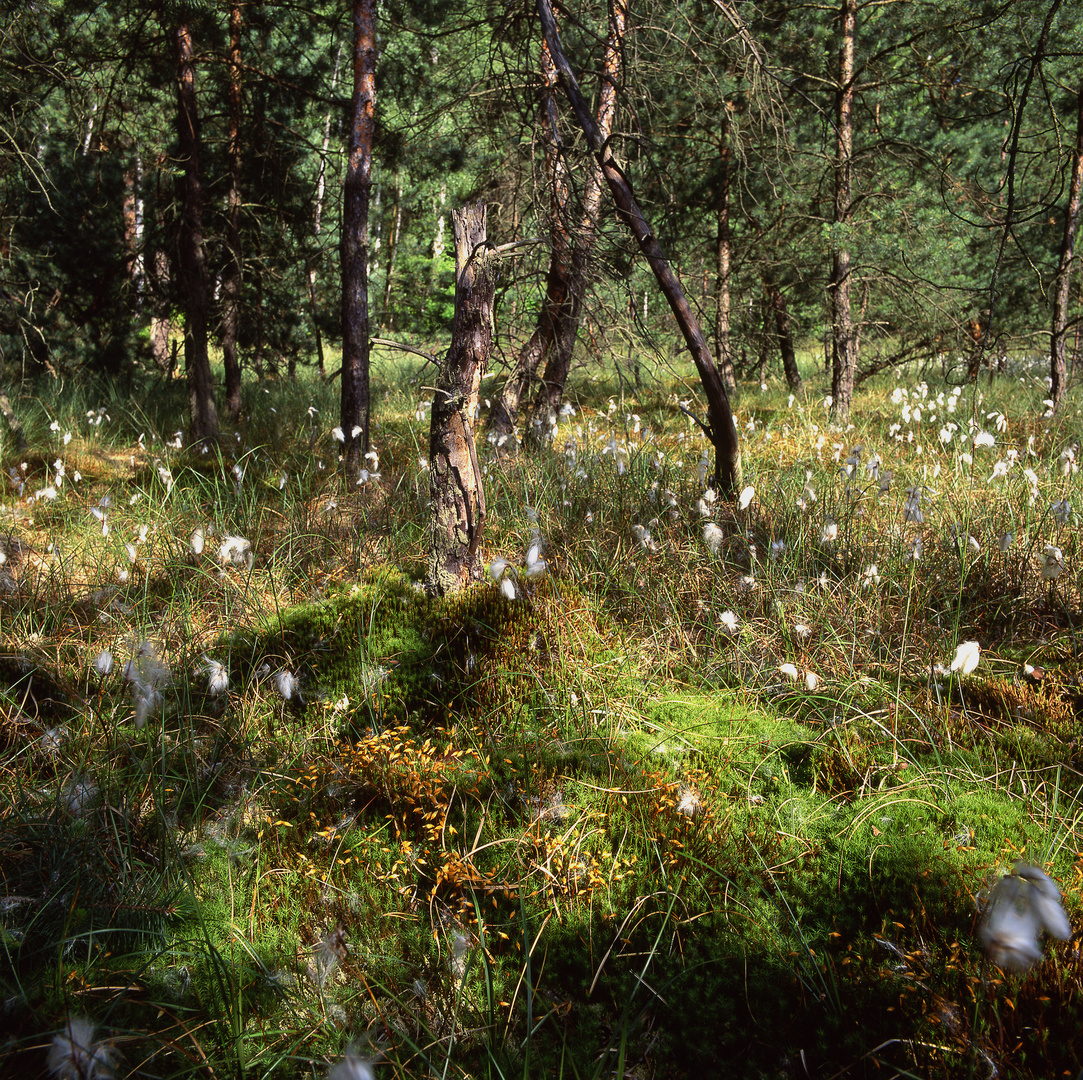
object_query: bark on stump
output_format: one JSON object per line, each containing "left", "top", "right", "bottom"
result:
{"left": 426, "top": 202, "right": 498, "bottom": 596}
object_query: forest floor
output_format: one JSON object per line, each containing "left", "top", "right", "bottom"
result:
{"left": 2, "top": 349, "right": 1083, "bottom": 1079}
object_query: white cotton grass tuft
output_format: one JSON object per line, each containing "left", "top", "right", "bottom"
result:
{"left": 702, "top": 522, "right": 724, "bottom": 555}
{"left": 737, "top": 485, "right": 755, "bottom": 511}
{"left": 203, "top": 657, "right": 229, "bottom": 696}
{"left": 94, "top": 650, "right": 114, "bottom": 676}
{"left": 523, "top": 536, "right": 547, "bottom": 579}
{"left": 719, "top": 610, "right": 739, "bottom": 633}
{"left": 630, "top": 524, "right": 656, "bottom": 552}
{"left": 191, "top": 528, "right": 205, "bottom": 556}
{"left": 48, "top": 1015, "right": 116, "bottom": 1079}
{"left": 778, "top": 663, "right": 800, "bottom": 681}
{"left": 676, "top": 787, "right": 701, "bottom": 818}
{"left": 978, "top": 863, "right": 1072, "bottom": 973}
{"left": 275, "top": 670, "right": 298, "bottom": 701}
{"left": 325, "top": 1053, "right": 376, "bottom": 1080}
{"left": 489, "top": 556, "right": 520, "bottom": 600}
{"left": 950, "top": 639, "right": 980, "bottom": 676}
{"left": 123, "top": 641, "right": 170, "bottom": 729}
{"left": 218, "top": 535, "right": 252, "bottom": 568}
{"left": 1041, "top": 545, "right": 1065, "bottom": 581}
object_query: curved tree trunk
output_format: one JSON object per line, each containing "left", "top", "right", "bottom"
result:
{"left": 426, "top": 203, "right": 498, "bottom": 596}
{"left": 340, "top": 0, "right": 375, "bottom": 468}
{"left": 173, "top": 21, "right": 219, "bottom": 446}
{"left": 537, "top": 0, "right": 740, "bottom": 494}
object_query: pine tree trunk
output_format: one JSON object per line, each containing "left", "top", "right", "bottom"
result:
{"left": 537, "top": 0, "right": 741, "bottom": 494}
{"left": 765, "top": 276, "right": 802, "bottom": 391}
{"left": 829, "top": 0, "right": 856, "bottom": 421}
{"left": 221, "top": 0, "right": 244, "bottom": 421}
{"left": 487, "top": 38, "right": 569, "bottom": 445}
{"left": 426, "top": 203, "right": 498, "bottom": 596}
{"left": 380, "top": 175, "right": 403, "bottom": 330}
{"left": 1052, "top": 80, "right": 1083, "bottom": 411}
{"left": 340, "top": 0, "right": 375, "bottom": 467}
{"left": 173, "top": 21, "right": 219, "bottom": 445}
{"left": 526, "top": 0, "right": 625, "bottom": 442}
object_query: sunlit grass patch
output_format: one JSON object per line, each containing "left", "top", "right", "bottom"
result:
{"left": 2, "top": 358, "right": 1083, "bottom": 1077}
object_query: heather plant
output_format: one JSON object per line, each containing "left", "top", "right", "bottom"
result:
{"left": 2, "top": 350, "right": 1082, "bottom": 1078}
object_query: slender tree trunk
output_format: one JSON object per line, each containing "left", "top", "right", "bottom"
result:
{"left": 526, "top": 0, "right": 625, "bottom": 442}
{"left": 380, "top": 174, "right": 403, "bottom": 329}
{"left": 829, "top": 0, "right": 856, "bottom": 421}
{"left": 221, "top": 0, "right": 244, "bottom": 421}
{"left": 253, "top": 249, "right": 267, "bottom": 377}
{"left": 758, "top": 290, "right": 770, "bottom": 386}
{"left": 537, "top": 0, "right": 740, "bottom": 493}
{"left": 340, "top": 0, "right": 375, "bottom": 468}
{"left": 1052, "top": 80, "right": 1083, "bottom": 411}
{"left": 715, "top": 103, "right": 737, "bottom": 396}
{"left": 148, "top": 158, "right": 172, "bottom": 371}
{"left": 310, "top": 45, "right": 342, "bottom": 381}
{"left": 309, "top": 269, "right": 326, "bottom": 376}
{"left": 426, "top": 203, "right": 498, "bottom": 596}
{"left": 173, "top": 21, "right": 219, "bottom": 445}
{"left": 765, "top": 276, "right": 801, "bottom": 390}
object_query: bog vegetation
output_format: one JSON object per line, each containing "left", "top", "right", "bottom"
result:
{"left": 2, "top": 347, "right": 1082, "bottom": 1078}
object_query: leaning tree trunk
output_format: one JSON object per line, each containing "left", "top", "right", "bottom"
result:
{"left": 426, "top": 203, "right": 498, "bottom": 596}
{"left": 173, "top": 21, "right": 219, "bottom": 445}
{"left": 221, "top": 0, "right": 244, "bottom": 421}
{"left": 537, "top": 0, "right": 740, "bottom": 494}
{"left": 829, "top": 0, "right": 856, "bottom": 421}
{"left": 1052, "top": 79, "right": 1083, "bottom": 411}
{"left": 340, "top": 0, "right": 375, "bottom": 468}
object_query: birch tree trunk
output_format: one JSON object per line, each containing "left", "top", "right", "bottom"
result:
{"left": 537, "top": 0, "right": 740, "bottom": 494}
{"left": 340, "top": 0, "right": 375, "bottom": 467}
{"left": 715, "top": 104, "right": 737, "bottom": 396}
{"left": 309, "top": 44, "right": 342, "bottom": 380}
{"left": 426, "top": 203, "right": 498, "bottom": 596}
{"left": 829, "top": 0, "right": 856, "bottom": 421}
{"left": 1052, "top": 80, "right": 1083, "bottom": 411}
{"left": 172, "top": 21, "right": 219, "bottom": 445}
